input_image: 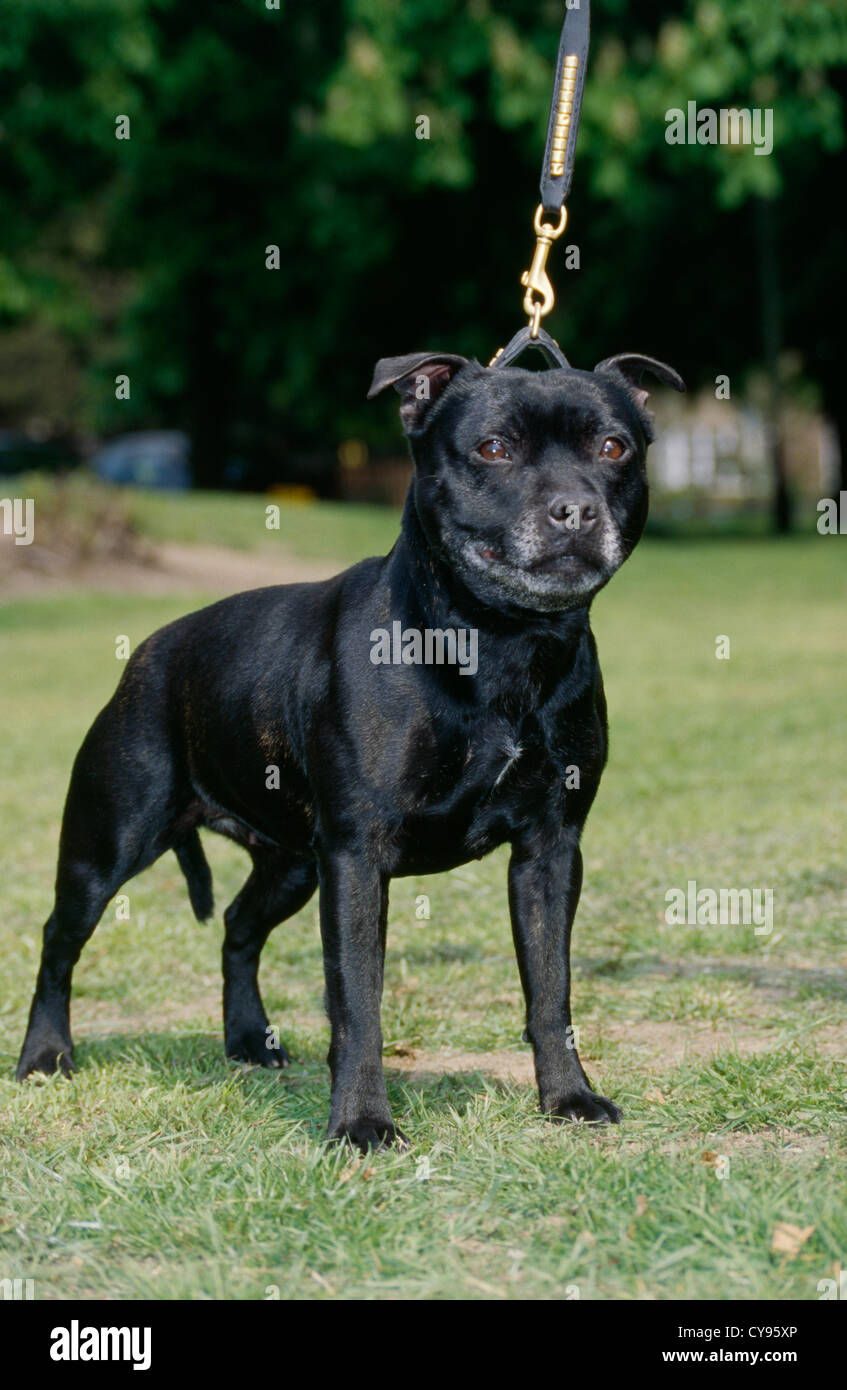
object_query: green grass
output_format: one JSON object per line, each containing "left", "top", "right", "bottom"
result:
{"left": 126, "top": 485, "right": 402, "bottom": 564}
{"left": 0, "top": 500, "right": 845, "bottom": 1300}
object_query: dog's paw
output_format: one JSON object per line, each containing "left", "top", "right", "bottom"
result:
{"left": 327, "top": 1118, "right": 409, "bottom": 1154}
{"left": 549, "top": 1089, "right": 622, "bottom": 1125}
{"left": 15, "top": 1039, "right": 75, "bottom": 1081}
{"left": 226, "top": 1030, "right": 291, "bottom": 1070}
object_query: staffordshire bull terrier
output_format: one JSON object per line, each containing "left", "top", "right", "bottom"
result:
{"left": 17, "top": 349, "right": 684, "bottom": 1149}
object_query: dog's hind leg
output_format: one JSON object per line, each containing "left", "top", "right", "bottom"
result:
{"left": 16, "top": 707, "right": 180, "bottom": 1081}
{"left": 223, "top": 852, "right": 317, "bottom": 1068}
{"left": 16, "top": 828, "right": 171, "bottom": 1081}
{"left": 16, "top": 873, "right": 117, "bottom": 1080}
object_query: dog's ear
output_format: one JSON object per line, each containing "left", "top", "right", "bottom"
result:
{"left": 594, "top": 353, "right": 686, "bottom": 413}
{"left": 367, "top": 352, "right": 470, "bottom": 433}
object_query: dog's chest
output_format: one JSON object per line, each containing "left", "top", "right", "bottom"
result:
{"left": 468, "top": 716, "right": 560, "bottom": 810}
{"left": 388, "top": 714, "right": 563, "bottom": 872}
{"left": 465, "top": 721, "right": 539, "bottom": 794}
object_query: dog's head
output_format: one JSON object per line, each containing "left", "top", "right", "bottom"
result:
{"left": 369, "top": 351, "right": 684, "bottom": 614}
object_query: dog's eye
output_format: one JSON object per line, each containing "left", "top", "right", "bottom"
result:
{"left": 600, "top": 437, "right": 627, "bottom": 461}
{"left": 478, "top": 438, "right": 511, "bottom": 462}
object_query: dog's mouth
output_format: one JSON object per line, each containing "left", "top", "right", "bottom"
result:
{"left": 461, "top": 538, "right": 612, "bottom": 613}
{"left": 471, "top": 540, "right": 598, "bottom": 576}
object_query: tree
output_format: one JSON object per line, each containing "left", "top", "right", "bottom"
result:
{"left": 1, "top": 0, "right": 845, "bottom": 514}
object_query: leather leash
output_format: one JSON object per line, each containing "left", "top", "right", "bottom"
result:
{"left": 490, "top": 0, "right": 590, "bottom": 370}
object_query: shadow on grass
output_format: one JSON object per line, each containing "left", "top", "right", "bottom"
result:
{"left": 574, "top": 953, "right": 847, "bottom": 1000}
{"left": 68, "top": 1029, "right": 515, "bottom": 1128}
{"left": 72, "top": 1028, "right": 320, "bottom": 1076}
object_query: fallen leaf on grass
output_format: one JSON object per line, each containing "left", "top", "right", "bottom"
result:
{"left": 771, "top": 1222, "right": 815, "bottom": 1256}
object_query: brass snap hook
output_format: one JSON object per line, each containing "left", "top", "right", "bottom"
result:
{"left": 520, "top": 204, "right": 568, "bottom": 336}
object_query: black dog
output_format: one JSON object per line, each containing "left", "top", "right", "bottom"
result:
{"left": 17, "top": 349, "right": 683, "bottom": 1149}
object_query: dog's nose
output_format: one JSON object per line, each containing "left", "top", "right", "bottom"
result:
{"left": 548, "top": 495, "right": 599, "bottom": 530}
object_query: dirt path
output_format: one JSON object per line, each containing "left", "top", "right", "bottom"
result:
{"left": 382, "top": 1019, "right": 847, "bottom": 1083}
{"left": 0, "top": 539, "right": 339, "bottom": 602}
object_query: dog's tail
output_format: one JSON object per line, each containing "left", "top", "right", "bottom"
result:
{"left": 174, "top": 829, "right": 214, "bottom": 921}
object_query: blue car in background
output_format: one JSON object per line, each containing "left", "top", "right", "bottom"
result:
{"left": 90, "top": 431, "right": 192, "bottom": 490}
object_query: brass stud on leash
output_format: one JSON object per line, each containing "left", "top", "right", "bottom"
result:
{"left": 549, "top": 55, "right": 580, "bottom": 177}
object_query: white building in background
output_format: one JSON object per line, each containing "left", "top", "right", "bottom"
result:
{"left": 648, "top": 395, "right": 839, "bottom": 510}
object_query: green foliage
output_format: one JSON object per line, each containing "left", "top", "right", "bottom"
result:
{"left": 1, "top": 1, "right": 845, "bottom": 473}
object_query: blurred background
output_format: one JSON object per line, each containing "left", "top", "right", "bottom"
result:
{"left": 0, "top": 0, "right": 845, "bottom": 546}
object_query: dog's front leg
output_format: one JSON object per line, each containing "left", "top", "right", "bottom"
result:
{"left": 508, "top": 826, "right": 622, "bottom": 1124}
{"left": 317, "top": 849, "right": 404, "bottom": 1151}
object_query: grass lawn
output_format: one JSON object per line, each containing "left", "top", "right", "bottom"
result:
{"left": 0, "top": 496, "right": 845, "bottom": 1300}
{"left": 126, "top": 484, "right": 402, "bottom": 565}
